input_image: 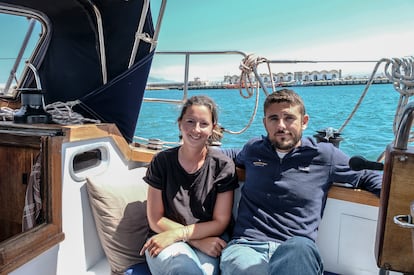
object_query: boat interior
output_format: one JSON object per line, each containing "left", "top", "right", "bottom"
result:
{"left": 0, "top": 1, "right": 414, "bottom": 275}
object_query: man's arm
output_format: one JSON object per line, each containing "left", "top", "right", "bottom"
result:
{"left": 357, "top": 170, "right": 382, "bottom": 197}
{"left": 217, "top": 147, "right": 241, "bottom": 162}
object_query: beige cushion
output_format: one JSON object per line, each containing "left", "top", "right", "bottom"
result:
{"left": 86, "top": 167, "right": 149, "bottom": 275}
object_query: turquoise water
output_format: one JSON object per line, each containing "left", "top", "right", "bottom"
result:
{"left": 135, "top": 84, "right": 400, "bottom": 161}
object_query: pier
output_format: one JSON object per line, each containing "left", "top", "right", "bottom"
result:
{"left": 146, "top": 77, "right": 392, "bottom": 90}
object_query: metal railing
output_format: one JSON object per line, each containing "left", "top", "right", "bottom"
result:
{"left": 143, "top": 50, "right": 249, "bottom": 104}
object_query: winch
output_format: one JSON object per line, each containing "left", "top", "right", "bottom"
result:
{"left": 13, "top": 63, "right": 51, "bottom": 124}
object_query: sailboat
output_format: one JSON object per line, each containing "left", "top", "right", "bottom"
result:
{"left": 0, "top": 1, "right": 413, "bottom": 275}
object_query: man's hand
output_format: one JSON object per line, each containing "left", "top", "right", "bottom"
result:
{"left": 189, "top": 237, "right": 227, "bottom": 257}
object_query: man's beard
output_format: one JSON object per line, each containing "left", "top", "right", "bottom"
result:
{"left": 271, "top": 132, "right": 302, "bottom": 151}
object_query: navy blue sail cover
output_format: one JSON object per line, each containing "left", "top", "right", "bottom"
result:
{"left": 78, "top": 52, "right": 154, "bottom": 142}
{"left": 1, "top": 0, "right": 154, "bottom": 142}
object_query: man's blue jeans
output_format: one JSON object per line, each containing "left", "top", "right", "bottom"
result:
{"left": 220, "top": 236, "right": 324, "bottom": 275}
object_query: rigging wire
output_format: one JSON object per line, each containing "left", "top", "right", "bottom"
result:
{"left": 337, "top": 59, "right": 386, "bottom": 133}
{"left": 336, "top": 56, "right": 414, "bottom": 162}
{"left": 339, "top": 57, "right": 414, "bottom": 137}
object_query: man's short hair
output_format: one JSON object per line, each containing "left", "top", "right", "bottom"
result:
{"left": 263, "top": 89, "right": 306, "bottom": 116}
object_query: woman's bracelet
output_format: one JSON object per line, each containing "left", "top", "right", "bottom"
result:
{"left": 181, "top": 225, "right": 190, "bottom": 242}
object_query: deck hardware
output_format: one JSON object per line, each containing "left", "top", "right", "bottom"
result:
{"left": 13, "top": 63, "right": 51, "bottom": 124}
{"left": 398, "top": 155, "right": 408, "bottom": 162}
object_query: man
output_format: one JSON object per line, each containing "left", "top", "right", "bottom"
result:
{"left": 220, "top": 89, "right": 382, "bottom": 275}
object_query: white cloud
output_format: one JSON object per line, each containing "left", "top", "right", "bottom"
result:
{"left": 283, "top": 33, "right": 411, "bottom": 60}
{"left": 149, "top": 30, "right": 414, "bottom": 82}
{"left": 263, "top": 30, "right": 414, "bottom": 75}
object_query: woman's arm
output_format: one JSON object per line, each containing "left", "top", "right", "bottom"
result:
{"left": 140, "top": 186, "right": 186, "bottom": 256}
{"left": 147, "top": 185, "right": 234, "bottom": 238}
{"left": 186, "top": 190, "right": 234, "bottom": 239}
{"left": 146, "top": 185, "right": 182, "bottom": 232}
{"left": 141, "top": 189, "right": 234, "bottom": 257}
{"left": 186, "top": 190, "right": 234, "bottom": 257}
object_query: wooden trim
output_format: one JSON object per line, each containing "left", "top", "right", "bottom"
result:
{"left": 375, "top": 147, "right": 414, "bottom": 272}
{"left": 0, "top": 224, "right": 64, "bottom": 274}
{"left": 0, "top": 122, "right": 156, "bottom": 164}
{"left": 47, "top": 135, "right": 64, "bottom": 231}
{"left": 62, "top": 123, "right": 157, "bottom": 163}
{"left": 0, "top": 128, "right": 65, "bottom": 274}
{"left": 328, "top": 185, "right": 379, "bottom": 207}
{"left": 0, "top": 123, "right": 158, "bottom": 164}
{"left": 129, "top": 145, "right": 158, "bottom": 163}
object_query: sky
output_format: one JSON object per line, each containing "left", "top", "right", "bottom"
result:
{"left": 1, "top": 0, "right": 414, "bottom": 84}
{"left": 148, "top": 0, "right": 414, "bottom": 82}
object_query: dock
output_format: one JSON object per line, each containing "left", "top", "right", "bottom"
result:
{"left": 146, "top": 77, "right": 392, "bottom": 90}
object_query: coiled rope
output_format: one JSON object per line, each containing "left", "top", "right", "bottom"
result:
{"left": 238, "top": 54, "right": 274, "bottom": 97}
{"left": 0, "top": 107, "right": 14, "bottom": 121}
{"left": 0, "top": 100, "right": 101, "bottom": 125}
{"left": 44, "top": 100, "right": 101, "bottom": 125}
{"left": 132, "top": 136, "right": 180, "bottom": 150}
{"left": 384, "top": 56, "right": 414, "bottom": 134}
{"left": 222, "top": 54, "right": 269, "bottom": 135}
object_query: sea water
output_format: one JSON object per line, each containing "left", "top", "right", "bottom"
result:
{"left": 135, "top": 84, "right": 401, "bottom": 161}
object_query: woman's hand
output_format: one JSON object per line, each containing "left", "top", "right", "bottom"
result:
{"left": 189, "top": 237, "right": 227, "bottom": 258}
{"left": 140, "top": 228, "right": 182, "bottom": 257}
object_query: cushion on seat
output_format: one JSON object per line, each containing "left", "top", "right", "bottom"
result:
{"left": 86, "top": 168, "right": 149, "bottom": 275}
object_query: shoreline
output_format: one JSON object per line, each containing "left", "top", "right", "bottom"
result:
{"left": 146, "top": 77, "right": 392, "bottom": 90}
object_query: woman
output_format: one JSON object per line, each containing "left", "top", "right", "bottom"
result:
{"left": 140, "top": 95, "right": 238, "bottom": 275}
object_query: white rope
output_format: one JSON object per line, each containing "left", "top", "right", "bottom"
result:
{"left": 45, "top": 100, "right": 101, "bottom": 125}
{"left": 0, "top": 100, "right": 101, "bottom": 125}
{"left": 0, "top": 106, "right": 14, "bottom": 121}
{"left": 383, "top": 56, "right": 414, "bottom": 134}
{"left": 238, "top": 54, "right": 269, "bottom": 98}
{"left": 132, "top": 136, "right": 180, "bottom": 150}
{"left": 223, "top": 85, "right": 261, "bottom": 135}
{"left": 205, "top": 54, "right": 265, "bottom": 136}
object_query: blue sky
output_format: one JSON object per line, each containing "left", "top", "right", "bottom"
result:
{"left": 148, "top": 0, "right": 414, "bottom": 81}
{"left": 1, "top": 0, "right": 414, "bottom": 84}
{"left": 152, "top": 0, "right": 414, "bottom": 57}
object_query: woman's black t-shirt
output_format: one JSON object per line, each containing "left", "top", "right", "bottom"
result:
{"left": 143, "top": 146, "right": 238, "bottom": 227}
